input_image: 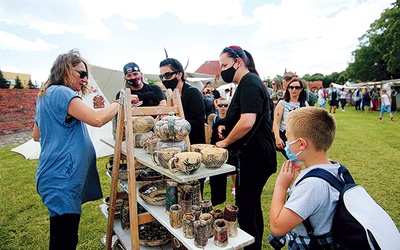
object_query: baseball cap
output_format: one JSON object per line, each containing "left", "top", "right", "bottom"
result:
{"left": 123, "top": 62, "right": 140, "bottom": 75}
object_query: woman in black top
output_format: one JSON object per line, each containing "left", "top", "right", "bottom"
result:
{"left": 159, "top": 58, "right": 207, "bottom": 195}
{"left": 216, "top": 46, "right": 277, "bottom": 250}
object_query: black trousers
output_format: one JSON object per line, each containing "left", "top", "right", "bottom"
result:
{"left": 50, "top": 214, "right": 80, "bottom": 250}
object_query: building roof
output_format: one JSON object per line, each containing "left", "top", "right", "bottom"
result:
{"left": 195, "top": 60, "right": 221, "bottom": 78}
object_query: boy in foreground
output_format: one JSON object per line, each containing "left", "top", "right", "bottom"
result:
{"left": 269, "top": 107, "right": 339, "bottom": 249}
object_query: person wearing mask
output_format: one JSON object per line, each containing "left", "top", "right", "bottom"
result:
{"left": 33, "top": 49, "right": 119, "bottom": 249}
{"left": 216, "top": 45, "right": 277, "bottom": 250}
{"left": 273, "top": 77, "right": 308, "bottom": 159}
{"left": 116, "top": 62, "right": 166, "bottom": 106}
{"left": 159, "top": 58, "right": 207, "bottom": 193}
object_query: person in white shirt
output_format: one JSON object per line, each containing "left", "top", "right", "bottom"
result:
{"left": 339, "top": 88, "right": 348, "bottom": 111}
{"left": 377, "top": 89, "right": 394, "bottom": 121}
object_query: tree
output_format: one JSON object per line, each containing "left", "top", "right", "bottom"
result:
{"left": 14, "top": 76, "right": 23, "bottom": 89}
{"left": 347, "top": 1, "right": 400, "bottom": 81}
{"left": 27, "top": 79, "right": 36, "bottom": 89}
{"left": 0, "top": 70, "right": 10, "bottom": 88}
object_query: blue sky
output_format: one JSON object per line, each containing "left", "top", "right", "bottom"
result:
{"left": 0, "top": 0, "right": 394, "bottom": 84}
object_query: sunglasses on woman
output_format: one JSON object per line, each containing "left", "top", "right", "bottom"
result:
{"left": 217, "top": 104, "right": 229, "bottom": 107}
{"left": 74, "top": 70, "right": 88, "bottom": 79}
{"left": 288, "top": 86, "right": 302, "bottom": 90}
{"left": 159, "top": 71, "right": 178, "bottom": 81}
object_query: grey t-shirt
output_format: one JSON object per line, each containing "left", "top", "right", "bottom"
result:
{"left": 278, "top": 100, "right": 301, "bottom": 132}
{"left": 284, "top": 163, "right": 341, "bottom": 236}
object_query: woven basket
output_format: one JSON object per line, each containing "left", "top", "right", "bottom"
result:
{"left": 138, "top": 180, "right": 168, "bottom": 206}
{"left": 139, "top": 221, "right": 170, "bottom": 246}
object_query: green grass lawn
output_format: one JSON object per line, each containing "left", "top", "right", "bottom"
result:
{"left": 0, "top": 106, "right": 399, "bottom": 249}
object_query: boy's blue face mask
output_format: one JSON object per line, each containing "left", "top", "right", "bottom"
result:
{"left": 284, "top": 138, "right": 305, "bottom": 163}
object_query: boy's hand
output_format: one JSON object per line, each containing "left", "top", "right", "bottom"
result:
{"left": 276, "top": 160, "right": 297, "bottom": 189}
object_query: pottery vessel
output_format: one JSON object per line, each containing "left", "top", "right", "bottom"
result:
{"left": 169, "top": 204, "right": 183, "bottom": 229}
{"left": 200, "top": 213, "right": 214, "bottom": 239}
{"left": 165, "top": 180, "right": 178, "bottom": 214}
{"left": 136, "top": 131, "right": 154, "bottom": 148}
{"left": 194, "top": 220, "right": 208, "bottom": 248}
{"left": 143, "top": 137, "right": 160, "bottom": 154}
{"left": 155, "top": 140, "right": 188, "bottom": 152}
{"left": 153, "top": 112, "right": 191, "bottom": 142}
{"left": 190, "top": 143, "right": 214, "bottom": 153}
{"left": 201, "top": 147, "right": 229, "bottom": 169}
{"left": 132, "top": 116, "right": 156, "bottom": 133}
{"left": 168, "top": 152, "right": 202, "bottom": 175}
{"left": 214, "top": 219, "right": 229, "bottom": 247}
{"left": 152, "top": 147, "right": 182, "bottom": 169}
{"left": 182, "top": 213, "right": 195, "bottom": 239}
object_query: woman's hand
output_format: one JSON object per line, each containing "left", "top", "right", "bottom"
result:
{"left": 216, "top": 140, "right": 229, "bottom": 148}
{"left": 275, "top": 137, "right": 285, "bottom": 150}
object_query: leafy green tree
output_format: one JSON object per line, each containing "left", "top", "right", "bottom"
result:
{"left": 347, "top": 1, "right": 400, "bottom": 81}
{"left": 0, "top": 70, "right": 10, "bottom": 88}
{"left": 27, "top": 79, "right": 36, "bottom": 89}
{"left": 14, "top": 76, "right": 23, "bottom": 89}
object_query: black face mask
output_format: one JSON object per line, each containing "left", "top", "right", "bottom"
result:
{"left": 127, "top": 78, "right": 141, "bottom": 87}
{"left": 221, "top": 63, "right": 237, "bottom": 83}
{"left": 162, "top": 77, "right": 179, "bottom": 90}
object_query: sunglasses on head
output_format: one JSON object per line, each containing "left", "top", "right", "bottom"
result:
{"left": 288, "top": 86, "right": 302, "bottom": 90}
{"left": 74, "top": 70, "right": 88, "bottom": 79}
{"left": 159, "top": 71, "right": 178, "bottom": 81}
{"left": 217, "top": 104, "right": 228, "bottom": 107}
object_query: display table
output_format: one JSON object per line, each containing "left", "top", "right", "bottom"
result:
{"left": 101, "top": 137, "right": 236, "bottom": 182}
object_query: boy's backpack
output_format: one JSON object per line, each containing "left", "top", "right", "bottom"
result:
{"left": 331, "top": 90, "right": 337, "bottom": 100}
{"left": 296, "top": 166, "right": 400, "bottom": 250}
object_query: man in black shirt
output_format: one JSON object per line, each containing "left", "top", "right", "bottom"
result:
{"left": 116, "top": 62, "right": 166, "bottom": 106}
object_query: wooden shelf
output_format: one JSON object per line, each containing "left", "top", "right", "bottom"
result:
{"left": 103, "top": 88, "right": 254, "bottom": 249}
{"left": 101, "top": 138, "right": 236, "bottom": 183}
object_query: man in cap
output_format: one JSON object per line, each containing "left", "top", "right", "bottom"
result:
{"left": 116, "top": 62, "right": 166, "bottom": 106}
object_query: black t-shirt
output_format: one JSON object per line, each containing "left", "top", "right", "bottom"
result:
{"left": 224, "top": 72, "right": 274, "bottom": 151}
{"left": 115, "top": 83, "right": 166, "bottom": 106}
{"left": 181, "top": 83, "right": 206, "bottom": 144}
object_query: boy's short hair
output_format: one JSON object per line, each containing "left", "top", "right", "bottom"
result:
{"left": 286, "top": 107, "right": 336, "bottom": 151}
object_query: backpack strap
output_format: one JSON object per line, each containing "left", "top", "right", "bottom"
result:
{"left": 295, "top": 165, "right": 350, "bottom": 237}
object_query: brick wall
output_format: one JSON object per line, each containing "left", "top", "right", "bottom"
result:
{"left": 0, "top": 89, "right": 39, "bottom": 135}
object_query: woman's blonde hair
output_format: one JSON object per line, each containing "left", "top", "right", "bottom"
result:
{"left": 286, "top": 107, "right": 336, "bottom": 152}
{"left": 38, "top": 49, "right": 90, "bottom": 97}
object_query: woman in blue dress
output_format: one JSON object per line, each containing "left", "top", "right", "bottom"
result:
{"left": 33, "top": 49, "right": 119, "bottom": 249}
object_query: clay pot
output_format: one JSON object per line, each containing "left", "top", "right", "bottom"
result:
{"left": 153, "top": 112, "right": 191, "bottom": 142}
{"left": 214, "top": 219, "right": 229, "bottom": 247}
{"left": 201, "top": 147, "right": 229, "bottom": 169}
{"left": 182, "top": 213, "right": 195, "bottom": 239}
{"left": 132, "top": 116, "right": 155, "bottom": 133}
{"left": 143, "top": 137, "right": 160, "bottom": 154}
{"left": 169, "top": 204, "right": 183, "bottom": 229}
{"left": 152, "top": 147, "right": 182, "bottom": 169}
{"left": 190, "top": 143, "right": 215, "bottom": 153}
{"left": 155, "top": 140, "right": 188, "bottom": 152}
{"left": 168, "top": 152, "right": 202, "bottom": 175}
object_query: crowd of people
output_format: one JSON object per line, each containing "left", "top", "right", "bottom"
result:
{"left": 33, "top": 48, "right": 398, "bottom": 250}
